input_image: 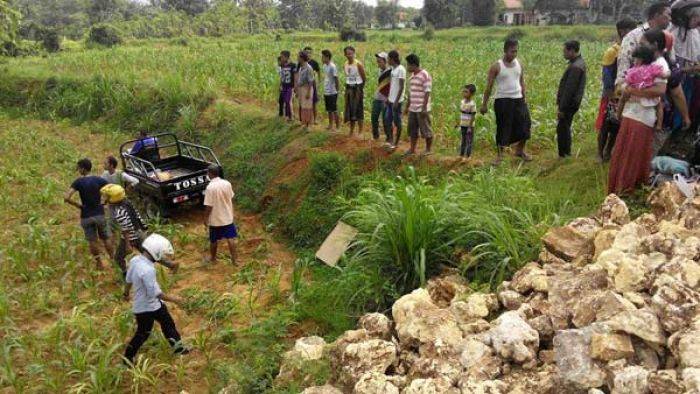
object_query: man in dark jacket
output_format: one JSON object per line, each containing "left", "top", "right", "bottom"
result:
{"left": 556, "top": 40, "right": 587, "bottom": 158}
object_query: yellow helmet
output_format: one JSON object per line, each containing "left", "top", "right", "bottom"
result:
{"left": 100, "top": 184, "right": 126, "bottom": 204}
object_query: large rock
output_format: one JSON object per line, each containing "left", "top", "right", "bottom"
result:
{"left": 426, "top": 274, "right": 468, "bottom": 308}
{"left": 614, "top": 256, "right": 650, "bottom": 293}
{"left": 651, "top": 275, "right": 700, "bottom": 334}
{"left": 486, "top": 311, "right": 539, "bottom": 366}
{"left": 605, "top": 309, "right": 666, "bottom": 345}
{"left": 648, "top": 182, "right": 686, "bottom": 220}
{"left": 295, "top": 336, "right": 327, "bottom": 360}
{"left": 509, "top": 262, "right": 549, "bottom": 294}
{"left": 451, "top": 293, "right": 498, "bottom": 323}
{"left": 275, "top": 336, "right": 328, "bottom": 388}
{"left": 611, "top": 366, "right": 650, "bottom": 394}
{"left": 330, "top": 338, "right": 397, "bottom": 391}
{"left": 359, "top": 313, "right": 393, "bottom": 340}
{"left": 302, "top": 385, "right": 343, "bottom": 394}
{"left": 599, "top": 194, "right": 630, "bottom": 226}
{"left": 457, "top": 338, "right": 502, "bottom": 381}
{"left": 401, "top": 377, "right": 457, "bottom": 394}
{"left": 647, "top": 370, "right": 684, "bottom": 394}
{"left": 590, "top": 332, "right": 634, "bottom": 361}
{"left": 354, "top": 372, "right": 400, "bottom": 394}
{"left": 392, "top": 288, "right": 462, "bottom": 356}
{"left": 682, "top": 368, "right": 700, "bottom": 392}
{"left": 497, "top": 289, "right": 524, "bottom": 310}
{"left": 548, "top": 266, "right": 610, "bottom": 329}
{"left": 458, "top": 378, "right": 509, "bottom": 394}
{"left": 554, "top": 327, "right": 607, "bottom": 390}
{"left": 670, "top": 328, "right": 700, "bottom": 368}
{"left": 680, "top": 196, "right": 700, "bottom": 229}
{"left": 541, "top": 219, "right": 597, "bottom": 262}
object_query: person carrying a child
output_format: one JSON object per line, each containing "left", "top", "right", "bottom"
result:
{"left": 616, "top": 44, "right": 669, "bottom": 132}
{"left": 457, "top": 84, "right": 477, "bottom": 160}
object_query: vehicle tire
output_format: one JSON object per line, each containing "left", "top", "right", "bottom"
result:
{"left": 136, "top": 195, "right": 165, "bottom": 222}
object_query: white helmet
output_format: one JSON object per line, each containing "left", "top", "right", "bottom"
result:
{"left": 141, "top": 234, "right": 174, "bottom": 261}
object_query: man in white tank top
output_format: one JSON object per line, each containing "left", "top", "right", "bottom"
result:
{"left": 480, "top": 38, "right": 532, "bottom": 164}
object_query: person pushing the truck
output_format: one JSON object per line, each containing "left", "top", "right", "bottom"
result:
{"left": 102, "top": 155, "right": 139, "bottom": 189}
{"left": 100, "top": 184, "right": 178, "bottom": 278}
{"left": 64, "top": 158, "right": 114, "bottom": 270}
{"left": 123, "top": 233, "right": 188, "bottom": 365}
{"left": 203, "top": 164, "right": 237, "bottom": 265}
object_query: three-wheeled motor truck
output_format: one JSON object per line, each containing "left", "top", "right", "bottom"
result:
{"left": 120, "top": 133, "right": 222, "bottom": 218}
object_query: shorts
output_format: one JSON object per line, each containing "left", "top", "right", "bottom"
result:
{"left": 408, "top": 111, "right": 433, "bottom": 139}
{"left": 324, "top": 94, "right": 338, "bottom": 113}
{"left": 209, "top": 223, "right": 238, "bottom": 243}
{"left": 80, "top": 215, "right": 111, "bottom": 242}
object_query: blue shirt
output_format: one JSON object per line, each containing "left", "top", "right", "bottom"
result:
{"left": 71, "top": 176, "right": 108, "bottom": 219}
{"left": 125, "top": 254, "right": 163, "bottom": 314}
{"left": 130, "top": 137, "right": 157, "bottom": 155}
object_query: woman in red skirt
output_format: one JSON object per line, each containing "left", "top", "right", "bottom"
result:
{"left": 608, "top": 29, "right": 670, "bottom": 195}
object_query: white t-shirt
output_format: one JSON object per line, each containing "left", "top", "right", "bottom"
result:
{"left": 623, "top": 57, "right": 669, "bottom": 127}
{"left": 323, "top": 62, "right": 338, "bottom": 96}
{"left": 126, "top": 254, "right": 163, "bottom": 314}
{"left": 203, "top": 177, "right": 235, "bottom": 227}
{"left": 388, "top": 65, "right": 406, "bottom": 104}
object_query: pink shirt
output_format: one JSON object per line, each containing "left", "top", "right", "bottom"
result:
{"left": 408, "top": 69, "right": 432, "bottom": 112}
{"left": 204, "top": 177, "right": 235, "bottom": 226}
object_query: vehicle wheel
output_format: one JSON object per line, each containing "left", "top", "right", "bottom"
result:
{"left": 136, "top": 196, "right": 165, "bottom": 222}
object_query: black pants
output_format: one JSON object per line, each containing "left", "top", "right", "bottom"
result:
{"left": 556, "top": 111, "right": 576, "bottom": 157}
{"left": 115, "top": 237, "right": 128, "bottom": 277}
{"left": 598, "top": 117, "right": 620, "bottom": 162}
{"left": 124, "top": 303, "right": 183, "bottom": 363}
{"left": 460, "top": 126, "right": 474, "bottom": 157}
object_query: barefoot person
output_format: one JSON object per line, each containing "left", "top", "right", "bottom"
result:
{"left": 403, "top": 53, "right": 433, "bottom": 156}
{"left": 278, "top": 50, "right": 296, "bottom": 121}
{"left": 304, "top": 47, "right": 321, "bottom": 124}
{"left": 480, "top": 38, "right": 532, "bottom": 164}
{"left": 64, "top": 158, "right": 114, "bottom": 270}
{"left": 556, "top": 40, "right": 587, "bottom": 159}
{"left": 343, "top": 46, "right": 366, "bottom": 137}
{"left": 203, "top": 165, "right": 237, "bottom": 264}
{"left": 296, "top": 51, "right": 315, "bottom": 128}
{"left": 386, "top": 50, "right": 406, "bottom": 150}
{"left": 321, "top": 49, "right": 340, "bottom": 131}
{"left": 123, "top": 234, "right": 188, "bottom": 365}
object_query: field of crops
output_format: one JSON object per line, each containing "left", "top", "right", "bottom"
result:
{"left": 0, "top": 25, "right": 617, "bottom": 392}
{"left": 0, "top": 25, "right": 615, "bottom": 151}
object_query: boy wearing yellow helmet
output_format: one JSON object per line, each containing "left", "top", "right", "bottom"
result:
{"left": 101, "top": 184, "right": 177, "bottom": 277}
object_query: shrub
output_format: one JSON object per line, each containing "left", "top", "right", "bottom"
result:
{"left": 309, "top": 152, "right": 348, "bottom": 192}
{"left": 339, "top": 26, "right": 367, "bottom": 42}
{"left": 422, "top": 23, "right": 435, "bottom": 40}
{"left": 506, "top": 28, "right": 526, "bottom": 40}
{"left": 41, "top": 30, "right": 61, "bottom": 53}
{"left": 87, "top": 24, "right": 122, "bottom": 47}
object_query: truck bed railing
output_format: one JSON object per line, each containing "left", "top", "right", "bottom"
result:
{"left": 123, "top": 153, "right": 158, "bottom": 176}
{"left": 180, "top": 141, "right": 221, "bottom": 166}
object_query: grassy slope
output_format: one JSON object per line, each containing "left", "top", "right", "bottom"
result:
{"left": 0, "top": 26, "right": 620, "bottom": 392}
{"left": 0, "top": 115, "right": 309, "bottom": 392}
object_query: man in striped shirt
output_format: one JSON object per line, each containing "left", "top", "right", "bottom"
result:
{"left": 403, "top": 53, "right": 433, "bottom": 156}
{"left": 101, "top": 184, "right": 177, "bottom": 277}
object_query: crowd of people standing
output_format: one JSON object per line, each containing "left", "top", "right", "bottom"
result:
{"left": 277, "top": 0, "right": 700, "bottom": 196}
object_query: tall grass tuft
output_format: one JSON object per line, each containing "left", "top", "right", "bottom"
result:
{"left": 344, "top": 167, "right": 564, "bottom": 293}
{"left": 345, "top": 167, "right": 465, "bottom": 293}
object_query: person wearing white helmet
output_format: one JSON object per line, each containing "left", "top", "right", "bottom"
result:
{"left": 123, "top": 234, "right": 188, "bottom": 364}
